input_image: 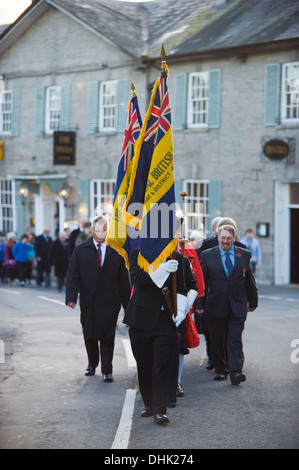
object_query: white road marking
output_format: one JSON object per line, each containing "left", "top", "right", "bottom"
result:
{"left": 121, "top": 338, "right": 136, "bottom": 368}
{"left": 111, "top": 388, "right": 137, "bottom": 449}
{"left": 37, "top": 296, "right": 65, "bottom": 306}
{"left": 0, "top": 288, "right": 21, "bottom": 295}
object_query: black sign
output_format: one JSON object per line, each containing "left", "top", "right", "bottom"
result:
{"left": 263, "top": 139, "right": 289, "bottom": 161}
{"left": 53, "top": 131, "right": 76, "bottom": 165}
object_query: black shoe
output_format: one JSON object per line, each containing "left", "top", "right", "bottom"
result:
{"left": 154, "top": 414, "right": 169, "bottom": 425}
{"left": 206, "top": 359, "right": 214, "bottom": 370}
{"left": 176, "top": 383, "right": 184, "bottom": 397}
{"left": 103, "top": 373, "right": 113, "bottom": 382}
{"left": 141, "top": 407, "right": 153, "bottom": 417}
{"left": 85, "top": 366, "right": 96, "bottom": 376}
{"left": 214, "top": 373, "right": 228, "bottom": 381}
{"left": 231, "top": 372, "right": 246, "bottom": 385}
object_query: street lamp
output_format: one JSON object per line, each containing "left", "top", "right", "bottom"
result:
{"left": 58, "top": 183, "right": 70, "bottom": 200}
{"left": 17, "top": 183, "right": 28, "bottom": 198}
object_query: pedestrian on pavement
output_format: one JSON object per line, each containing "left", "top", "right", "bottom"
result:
{"left": 35, "top": 228, "right": 53, "bottom": 287}
{"left": 240, "top": 228, "right": 262, "bottom": 273}
{"left": 75, "top": 221, "right": 92, "bottom": 246}
{"left": 50, "top": 232, "right": 69, "bottom": 292}
{"left": 12, "top": 234, "right": 32, "bottom": 286}
{"left": 68, "top": 217, "right": 87, "bottom": 258}
{"left": 0, "top": 236, "right": 5, "bottom": 283}
{"left": 199, "top": 225, "right": 258, "bottom": 385}
{"left": 4, "top": 232, "right": 17, "bottom": 284}
{"left": 65, "top": 215, "right": 130, "bottom": 382}
{"left": 123, "top": 248, "right": 198, "bottom": 425}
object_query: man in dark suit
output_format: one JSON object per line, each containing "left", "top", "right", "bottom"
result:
{"left": 35, "top": 227, "right": 53, "bottom": 287}
{"left": 200, "top": 225, "right": 258, "bottom": 385}
{"left": 65, "top": 215, "right": 131, "bottom": 382}
{"left": 123, "top": 249, "right": 198, "bottom": 425}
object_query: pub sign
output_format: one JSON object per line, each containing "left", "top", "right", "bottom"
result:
{"left": 53, "top": 131, "right": 76, "bottom": 165}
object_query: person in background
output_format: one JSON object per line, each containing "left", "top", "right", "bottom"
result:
{"left": 4, "top": 232, "right": 17, "bottom": 284}
{"left": 51, "top": 232, "right": 69, "bottom": 292}
{"left": 240, "top": 228, "right": 262, "bottom": 273}
{"left": 75, "top": 221, "right": 92, "bottom": 246}
{"left": 0, "top": 237, "right": 5, "bottom": 283}
{"left": 12, "top": 234, "right": 32, "bottom": 287}
{"left": 68, "top": 217, "right": 87, "bottom": 258}
{"left": 35, "top": 228, "right": 52, "bottom": 287}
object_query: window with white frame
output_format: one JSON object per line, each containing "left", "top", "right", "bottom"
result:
{"left": 281, "top": 62, "right": 299, "bottom": 123}
{"left": 90, "top": 179, "right": 116, "bottom": 218}
{"left": 0, "top": 178, "right": 15, "bottom": 233}
{"left": 0, "top": 90, "right": 12, "bottom": 134}
{"left": 99, "top": 81, "right": 117, "bottom": 131}
{"left": 187, "top": 72, "right": 209, "bottom": 128}
{"left": 183, "top": 179, "right": 209, "bottom": 237}
{"left": 45, "top": 86, "right": 61, "bottom": 134}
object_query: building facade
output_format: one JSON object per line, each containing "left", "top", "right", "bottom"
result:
{"left": 0, "top": 0, "right": 299, "bottom": 285}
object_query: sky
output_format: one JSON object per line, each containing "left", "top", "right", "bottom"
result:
{"left": 0, "top": 0, "right": 156, "bottom": 25}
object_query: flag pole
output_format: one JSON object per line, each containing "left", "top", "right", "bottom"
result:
{"left": 161, "top": 44, "right": 177, "bottom": 317}
{"left": 180, "top": 191, "right": 189, "bottom": 256}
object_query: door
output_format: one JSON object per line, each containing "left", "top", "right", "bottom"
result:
{"left": 290, "top": 208, "right": 299, "bottom": 283}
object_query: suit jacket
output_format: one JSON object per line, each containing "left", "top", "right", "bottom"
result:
{"left": 200, "top": 245, "right": 258, "bottom": 319}
{"left": 65, "top": 237, "right": 131, "bottom": 340}
{"left": 123, "top": 249, "right": 197, "bottom": 331}
{"left": 34, "top": 234, "right": 53, "bottom": 270}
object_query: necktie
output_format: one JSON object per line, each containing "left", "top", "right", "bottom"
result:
{"left": 97, "top": 243, "right": 102, "bottom": 268}
{"left": 225, "top": 252, "right": 233, "bottom": 278}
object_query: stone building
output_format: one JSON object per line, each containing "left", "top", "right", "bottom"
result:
{"left": 0, "top": 0, "right": 298, "bottom": 285}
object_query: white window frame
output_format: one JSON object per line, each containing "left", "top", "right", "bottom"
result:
{"left": 0, "top": 90, "right": 12, "bottom": 135}
{"left": 99, "top": 80, "right": 117, "bottom": 132}
{"left": 90, "top": 179, "right": 116, "bottom": 218}
{"left": 187, "top": 72, "right": 209, "bottom": 129}
{"left": 281, "top": 62, "right": 299, "bottom": 124}
{"left": 183, "top": 179, "right": 210, "bottom": 237}
{"left": 0, "top": 177, "right": 16, "bottom": 233}
{"left": 45, "top": 86, "right": 61, "bottom": 134}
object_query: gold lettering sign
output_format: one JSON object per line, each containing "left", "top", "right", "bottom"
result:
{"left": 263, "top": 139, "right": 289, "bottom": 161}
{"left": 53, "top": 131, "right": 76, "bottom": 165}
{"left": 0, "top": 141, "right": 4, "bottom": 160}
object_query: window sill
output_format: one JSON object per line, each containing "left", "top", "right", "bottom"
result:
{"left": 180, "top": 127, "right": 210, "bottom": 134}
{"left": 276, "top": 123, "right": 299, "bottom": 130}
{"left": 95, "top": 131, "right": 117, "bottom": 137}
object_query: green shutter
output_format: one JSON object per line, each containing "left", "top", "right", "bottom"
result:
{"left": 264, "top": 63, "right": 280, "bottom": 126}
{"left": 15, "top": 192, "right": 25, "bottom": 238}
{"left": 87, "top": 82, "right": 99, "bottom": 134}
{"left": 173, "top": 73, "right": 187, "bottom": 130}
{"left": 208, "top": 70, "right": 221, "bottom": 128}
{"left": 60, "top": 85, "right": 71, "bottom": 131}
{"left": 35, "top": 87, "right": 45, "bottom": 136}
{"left": 116, "top": 78, "right": 129, "bottom": 132}
{"left": 208, "top": 179, "right": 222, "bottom": 235}
{"left": 11, "top": 88, "right": 21, "bottom": 137}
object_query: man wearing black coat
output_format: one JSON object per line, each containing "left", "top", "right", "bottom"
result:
{"left": 200, "top": 225, "right": 258, "bottom": 385}
{"left": 65, "top": 216, "right": 131, "bottom": 382}
{"left": 35, "top": 228, "right": 53, "bottom": 287}
{"left": 50, "top": 233, "right": 69, "bottom": 292}
{"left": 123, "top": 249, "right": 198, "bottom": 424}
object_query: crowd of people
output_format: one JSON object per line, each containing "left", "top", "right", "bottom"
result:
{"left": 1, "top": 214, "right": 260, "bottom": 426}
{"left": 0, "top": 217, "right": 93, "bottom": 291}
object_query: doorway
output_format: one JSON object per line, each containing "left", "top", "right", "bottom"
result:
{"left": 290, "top": 208, "right": 299, "bottom": 283}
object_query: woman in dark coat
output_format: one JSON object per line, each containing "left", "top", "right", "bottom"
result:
{"left": 50, "top": 233, "right": 69, "bottom": 292}
{"left": 65, "top": 216, "right": 131, "bottom": 381}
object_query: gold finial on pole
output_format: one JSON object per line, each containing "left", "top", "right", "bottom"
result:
{"left": 131, "top": 80, "right": 137, "bottom": 97}
{"left": 160, "top": 44, "right": 169, "bottom": 76}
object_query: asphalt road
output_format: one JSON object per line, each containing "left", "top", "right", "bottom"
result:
{"left": 0, "top": 282, "right": 298, "bottom": 451}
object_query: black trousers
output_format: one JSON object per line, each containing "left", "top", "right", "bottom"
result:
{"left": 207, "top": 310, "right": 247, "bottom": 378}
{"left": 84, "top": 338, "right": 116, "bottom": 374}
{"left": 129, "top": 312, "right": 178, "bottom": 415}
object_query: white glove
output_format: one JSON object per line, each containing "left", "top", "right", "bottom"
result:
{"left": 149, "top": 260, "right": 178, "bottom": 288}
{"left": 187, "top": 289, "right": 198, "bottom": 310}
{"left": 172, "top": 293, "right": 189, "bottom": 327}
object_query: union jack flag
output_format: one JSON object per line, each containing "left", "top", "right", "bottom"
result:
{"left": 144, "top": 70, "right": 171, "bottom": 146}
{"left": 120, "top": 96, "right": 143, "bottom": 172}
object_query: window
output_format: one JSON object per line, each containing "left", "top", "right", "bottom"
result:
{"left": 281, "top": 62, "right": 299, "bottom": 123}
{"left": 183, "top": 179, "right": 209, "bottom": 237}
{"left": 0, "top": 90, "right": 12, "bottom": 134}
{"left": 187, "top": 72, "right": 209, "bottom": 128}
{"left": 0, "top": 178, "right": 15, "bottom": 232}
{"left": 45, "top": 86, "right": 61, "bottom": 134}
{"left": 90, "top": 179, "right": 116, "bottom": 218}
{"left": 99, "top": 81, "right": 117, "bottom": 131}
